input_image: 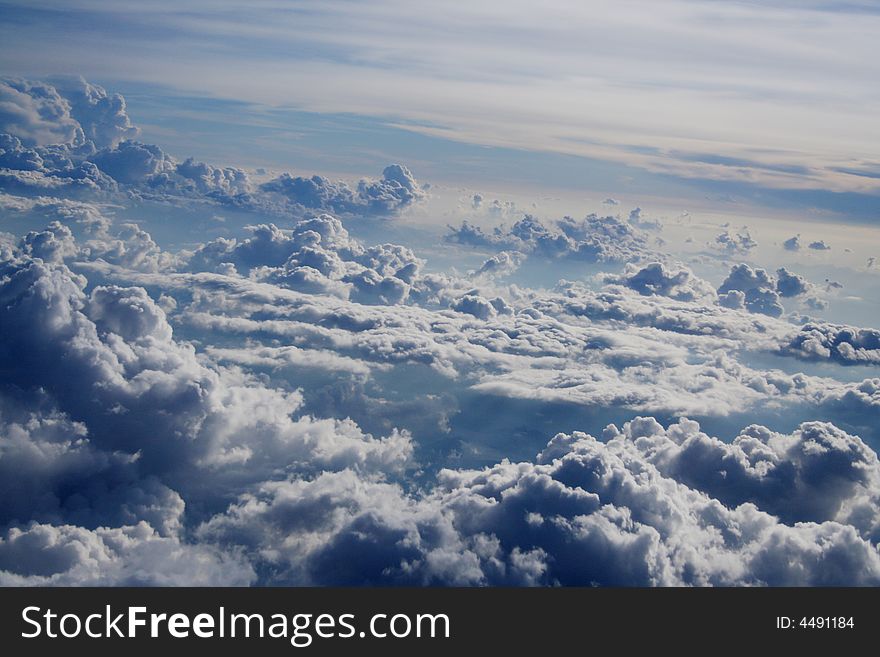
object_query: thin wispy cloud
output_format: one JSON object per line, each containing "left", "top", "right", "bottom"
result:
{"left": 1, "top": 0, "right": 878, "bottom": 195}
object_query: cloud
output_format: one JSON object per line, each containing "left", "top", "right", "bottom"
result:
{"left": 474, "top": 251, "right": 523, "bottom": 278}
{"left": 261, "top": 164, "right": 425, "bottom": 217}
{"left": 0, "top": 392, "right": 178, "bottom": 533}
{"left": 0, "top": 198, "right": 178, "bottom": 273}
{"left": 627, "top": 207, "right": 662, "bottom": 230}
{"left": 199, "top": 417, "right": 880, "bottom": 585}
{"left": 89, "top": 141, "right": 176, "bottom": 184}
{"left": 611, "top": 417, "right": 880, "bottom": 536}
{"left": 0, "top": 134, "right": 44, "bottom": 171}
{"left": 188, "top": 215, "right": 422, "bottom": 305}
{"left": 447, "top": 213, "right": 653, "bottom": 263}
{"left": 174, "top": 157, "right": 251, "bottom": 196}
{"left": 0, "top": 522, "right": 254, "bottom": 586}
{"left": 603, "top": 262, "right": 715, "bottom": 302}
{"left": 1, "top": 75, "right": 879, "bottom": 588}
{"left": 784, "top": 323, "right": 880, "bottom": 365}
{"left": 121, "top": 258, "right": 855, "bottom": 422}
{"left": 45, "top": 76, "right": 139, "bottom": 149}
{"left": 450, "top": 294, "right": 497, "bottom": 320}
{"left": 3, "top": 1, "right": 879, "bottom": 199}
{"left": 196, "top": 470, "right": 502, "bottom": 586}
{"left": 1, "top": 76, "right": 138, "bottom": 151}
{"left": 82, "top": 221, "right": 180, "bottom": 273}
{"left": 19, "top": 221, "right": 78, "bottom": 263}
{"left": 805, "top": 296, "right": 829, "bottom": 311}
{"left": 0, "top": 78, "right": 429, "bottom": 220}
{"left": 0, "top": 78, "right": 84, "bottom": 147}
{"left": 445, "top": 220, "right": 501, "bottom": 249}
{"left": 0, "top": 245, "right": 414, "bottom": 485}
{"left": 3, "top": 206, "right": 879, "bottom": 585}
{"left": 718, "top": 264, "right": 783, "bottom": 317}
{"left": 715, "top": 230, "right": 757, "bottom": 254}
{"left": 0, "top": 133, "right": 118, "bottom": 196}
{"left": 809, "top": 240, "right": 831, "bottom": 251}
{"left": 782, "top": 235, "right": 801, "bottom": 251}
{"left": 774, "top": 267, "right": 809, "bottom": 298}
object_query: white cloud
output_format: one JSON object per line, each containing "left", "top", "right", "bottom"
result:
{"left": 261, "top": 164, "right": 425, "bottom": 217}
{"left": 718, "top": 264, "right": 783, "bottom": 317}
{"left": 474, "top": 251, "right": 524, "bottom": 279}
{"left": 0, "top": 522, "right": 254, "bottom": 586}
{"left": 0, "top": 248, "right": 414, "bottom": 483}
{"left": 0, "top": 78, "right": 84, "bottom": 146}
{"left": 447, "top": 213, "right": 654, "bottom": 263}
{"left": 3, "top": 2, "right": 878, "bottom": 193}
{"left": 90, "top": 141, "right": 175, "bottom": 184}
{"left": 199, "top": 417, "right": 880, "bottom": 585}
{"left": 785, "top": 324, "right": 880, "bottom": 365}
{"left": 603, "top": 262, "right": 715, "bottom": 302}
{"left": 783, "top": 235, "right": 801, "bottom": 251}
{"left": 775, "top": 267, "right": 809, "bottom": 298}
{"left": 46, "top": 76, "right": 139, "bottom": 149}
{"left": 1, "top": 75, "right": 879, "bottom": 587}
{"left": 715, "top": 230, "right": 757, "bottom": 255}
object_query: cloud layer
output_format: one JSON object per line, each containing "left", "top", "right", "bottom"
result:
{"left": 0, "top": 78, "right": 878, "bottom": 586}
{"left": 3, "top": 1, "right": 879, "bottom": 199}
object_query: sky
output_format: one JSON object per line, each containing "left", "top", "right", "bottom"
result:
{"left": 1, "top": 0, "right": 879, "bottom": 222}
{"left": 0, "top": 2, "right": 879, "bottom": 587}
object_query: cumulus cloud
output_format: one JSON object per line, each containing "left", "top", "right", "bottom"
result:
{"left": 174, "top": 157, "right": 251, "bottom": 196}
{"left": 261, "top": 164, "right": 425, "bottom": 216}
{"left": 89, "top": 141, "right": 175, "bottom": 184}
{"left": 809, "top": 240, "right": 831, "bottom": 251}
{"left": 0, "top": 522, "right": 253, "bottom": 586}
{"left": 1, "top": 75, "right": 878, "bottom": 588}
{"left": 188, "top": 215, "right": 422, "bottom": 305}
{"left": 447, "top": 213, "right": 653, "bottom": 263}
{"left": 45, "top": 76, "right": 139, "bottom": 149}
{"left": 450, "top": 294, "right": 498, "bottom": 320}
{"left": 715, "top": 230, "right": 757, "bottom": 254}
{"left": 0, "top": 78, "right": 429, "bottom": 219}
{"left": 627, "top": 207, "right": 661, "bottom": 230}
{"left": 83, "top": 221, "right": 180, "bottom": 273}
{"left": 124, "top": 262, "right": 849, "bottom": 422}
{"left": 774, "top": 267, "right": 809, "bottom": 298}
{"left": 199, "top": 418, "right": 880, "bottom": 585}
{"left": 474, "top": 251, "right": 523, "bottom": 278}
{"left": 609, "top": 417, "right": 880, "bottom": 536}
{"left": 805, "top": 296, "right": 829, "bottom": 311}
{"left": 0, "top": 76, "right": 138, "bottom": 153}
{"left": 0, "top": 78, "right": 84, "bottom": 146}
{"left": 0, "top": 393, "right": 174, "bottom": 533}
{"left": 3, "top": 210, "right": 879, "bottom": 585}
{"left": 604, "top": 262, "right": 715, "bottom": 302}
{"left": 0, "top": 133, "right": 118, "bottom": 196}
{"left": 782, "top": 235, "right": 801, "bottom": 251}
{"left": 718, "top": 264, "right": 783, "bottom": 317}
{"left": 19, "top": 220, "right": 78, "bottom": 263}
{"left": 784, "top": 323, "right": 880, "bottom": 365}
{"left": 0, "top": 246, "right": 413, "bottom": 484}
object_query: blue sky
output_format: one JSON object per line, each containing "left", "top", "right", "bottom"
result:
{"left": 1, "top": 0, "right": 879, "bottom": 223}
